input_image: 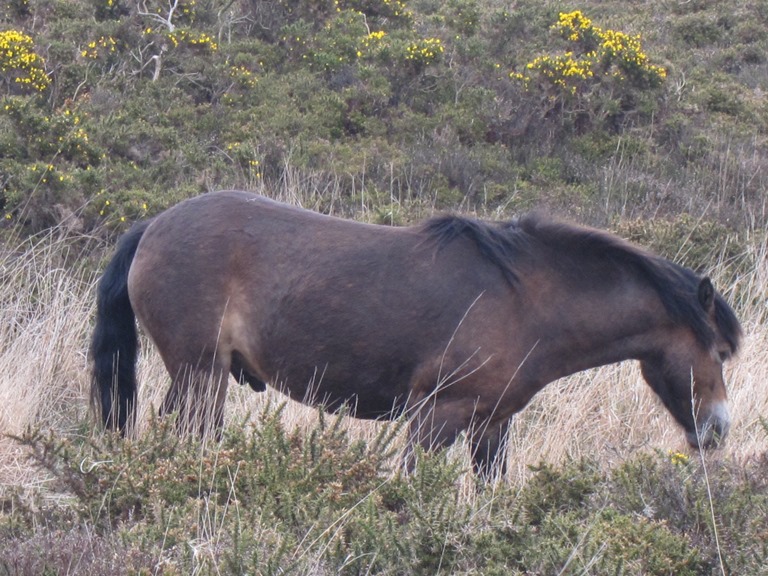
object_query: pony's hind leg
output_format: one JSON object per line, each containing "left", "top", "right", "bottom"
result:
{"left": 161, "top": 354, "right": 231, "bottom": 438}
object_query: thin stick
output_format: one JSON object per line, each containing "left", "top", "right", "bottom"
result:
{"left": 691, "top": 375, "right": 726, "bottom": 576}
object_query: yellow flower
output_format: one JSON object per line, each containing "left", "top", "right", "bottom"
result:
{"left": 0, "top": 30, "right": 50, "bottom": 91}
{"left": 511, "top": 12, "right": 666, "bottom": 94}
{"left": 669, "top": 451, "right": 690, "bottom": 466}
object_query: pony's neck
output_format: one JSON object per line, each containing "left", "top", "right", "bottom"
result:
{"left": 521, "top": 269, "right": 670, "bottom": 384}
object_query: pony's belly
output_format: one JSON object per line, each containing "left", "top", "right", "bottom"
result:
{"left": 270, "top": 366, "right": 410, "bottom": 420}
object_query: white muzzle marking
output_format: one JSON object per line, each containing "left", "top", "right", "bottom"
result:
{"left": 686, "top": 400, "right": 730, "bottom": 448}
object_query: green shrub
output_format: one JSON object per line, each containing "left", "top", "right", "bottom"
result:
{"left": 674, "top": 14, "right": 724, "bottom": 47}
{"left": 5, "top": 414, "right": 768, "bottom": 574}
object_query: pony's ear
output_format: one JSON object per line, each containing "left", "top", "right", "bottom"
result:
{"left": 698, "top": 277, "right": 715, "bottom": 312}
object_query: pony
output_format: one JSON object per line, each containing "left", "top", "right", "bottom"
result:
{"left": 91, "top": 191, "right": 742, "bottom": 478}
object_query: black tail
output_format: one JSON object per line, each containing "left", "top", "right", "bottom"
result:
{"left": 90, "top": 221, "right": 151, "bottom": 434}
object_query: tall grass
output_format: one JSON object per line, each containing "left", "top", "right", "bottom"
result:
{"left": 0, "top": 230, "right": 98, "bottom": 486}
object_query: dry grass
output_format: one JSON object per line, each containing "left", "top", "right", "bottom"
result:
{"left": 0, "top": 231, "right": 98, "bottom": 487}
{"left": 1, "top": 214, "right": 766, "bottom": 493}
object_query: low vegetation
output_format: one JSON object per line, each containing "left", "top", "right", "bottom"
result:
{"left": 3, "top": 409, "right": 768, "bottom": 575}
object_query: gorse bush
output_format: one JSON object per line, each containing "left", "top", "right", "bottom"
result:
{"left": 404, "top": 37, "right": 444, "bottom": 68}
{"left": 4, "top": 408, "right": 768, "bottom": 574}
{"left": 0, "top": 29, "right": 49, "bottom": 93}
{"left": 511, "top": 11, "right": 666, "bottom": 131}
{"left": 79, "top": 35, "right": 117, "bottom": 60}
{"left": 553, "top": 10, "right": 666, "bottom": 87}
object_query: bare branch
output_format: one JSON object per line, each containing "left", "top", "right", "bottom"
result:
{"left": 137, "top": 0, "right": 180, "bottom": 33}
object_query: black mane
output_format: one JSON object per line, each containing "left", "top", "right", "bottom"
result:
{"left": 422, "top": 212, "right": 742, "bottom": 354}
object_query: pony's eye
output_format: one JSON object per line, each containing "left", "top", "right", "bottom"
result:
{"left": 718, "top": 351, "right": 730, "bottom": 363}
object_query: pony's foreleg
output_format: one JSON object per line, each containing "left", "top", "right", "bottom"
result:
{"left": 161, "top": 358, "right": 230, "bottom": 438}
{"left": 469, "top": 418, "right": 511, "bottom": 481}
{"left": 404, "top": 397, "right": 512, "bottom": 481}
{"left": 403, "top": 398, "right": 470, "bottom": 473}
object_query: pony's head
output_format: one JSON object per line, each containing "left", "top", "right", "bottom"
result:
{"left": 640, "top": 277, "right": 741, "bottom": 448}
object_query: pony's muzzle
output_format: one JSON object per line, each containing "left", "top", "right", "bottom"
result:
{"left": 686, "top": 401, "right": 731, "bottom": 448}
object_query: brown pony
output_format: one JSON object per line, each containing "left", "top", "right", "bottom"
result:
{"left": 91, "top": 191, "right": 742, "bottom": 477}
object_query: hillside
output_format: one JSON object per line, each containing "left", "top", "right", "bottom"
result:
{"left": 2, "top": 0, "right": 768, "bottom": 242}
